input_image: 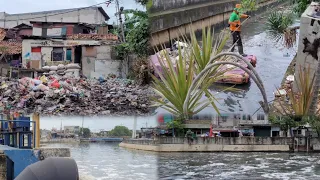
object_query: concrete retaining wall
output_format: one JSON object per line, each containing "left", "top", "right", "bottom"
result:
{"left": 149, "top": 0, "right": 285, "bottom": 46}
{"left": 119, "top": 142, "right": 290, "bottom": 152}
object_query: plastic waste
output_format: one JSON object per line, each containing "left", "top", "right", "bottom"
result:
{"left": 40, "top": 75, "right": 48, "bottom": 83}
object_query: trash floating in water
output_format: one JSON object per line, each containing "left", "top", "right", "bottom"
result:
{"left": 286, "top": 75, "right": 294, "bottom": 82}
{"left": 283, "top": 53, "right": 290, "bottom": 57}
{"left": 274, "top": 89, "right": 287, "bottom": 97}
{"left": 0, "top": 75, "right": 154, "bottom": 116}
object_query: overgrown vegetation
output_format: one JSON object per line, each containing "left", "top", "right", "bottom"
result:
{"left": 240, "top": 0, "right": 258, "bottom": 12}
{"left": 274, "top": 66, "right": 316, "bottom": 117}
{"left": 267, "top": 11, "right": 294, "bottom": 34}
{"left": 110, "top": 7, "right": 150, "bottom": 82}
{"left": 269, "top": 115, "right": 301, "bottom": 137}
{"left": 266, "top": 10, "right": 297, "bottom": 48}
{"left": 113, "top": 9, "right": 150, "bottom": 59}
{"left": 167, "top": 120, "right": 186, "bottom": 137}
{"left": 292, "top": 0, "right": 311, "bottom": 16}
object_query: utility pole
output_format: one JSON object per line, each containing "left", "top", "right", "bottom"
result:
{"left": 81, "top": 116, "right": 84, "bottom": 138}
{"left": 115, "top": 0, "right": 126, "bottom": 43}
{"left": 132, "top": 116, "right": 137, "bottom": 138}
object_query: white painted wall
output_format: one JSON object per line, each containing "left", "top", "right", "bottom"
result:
{"left": 91, "top": 60, "right": 120, "bottom": 78}
{"left": 33, "top": 27, "right": 42, "bottom": 36}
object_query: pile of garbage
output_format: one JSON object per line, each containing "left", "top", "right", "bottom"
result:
{"left": 0, "top": 74, "right": 154, "bottom": 116}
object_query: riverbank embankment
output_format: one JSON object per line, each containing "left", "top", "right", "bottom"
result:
{"left": 120, "top": 137, "right": 320, "bottom": 152}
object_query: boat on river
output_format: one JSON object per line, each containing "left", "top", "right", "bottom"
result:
{"left": 150, "top": 48, "right": 257, "bottom": 85}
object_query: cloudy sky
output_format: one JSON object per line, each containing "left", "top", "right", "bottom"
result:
{"left": 40, "top": 116, "right": 158, "bottom": 132}
{"left": 0, "top": 0, "right": 145, "bottom": 24}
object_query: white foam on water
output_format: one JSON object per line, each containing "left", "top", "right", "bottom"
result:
{"left": 257, "top": 162, "right": 270, "bottom": 169}
{"left": 302, "top": 165, "right": 314, "bottom": 173}
{"left": 285, "top": 160, "right": 309, "bottom": 165}
{"left": 186, "top": 172, "right": 197, "bottom": 176}
{"left": 307, "top": 157, "right": 317, "bottom": 162}
{"left": 241, "top": 165, "right": 258, "bottom": 171}
{"left": 79, "top": 174, "right": 95, "bottom": 180}
{"left": 290, "top": 156, "right": 307, "bottom": 160}
{"left": 215, "top": 171, "right": 238, "bottom": 177}
{"left": 265, "top": 157, "right": 284, "bottom": 161}
{"left": 261, "top": 171, "right": 297, "bottom": 180}
{"left": 210, "top": 163, "right": 225, "bottom": 166}
{"left": 133, "top": 173, "right": 148, "bottom": 176}
{"left": 127, "top": 164, "right": 151, "bottom": 168}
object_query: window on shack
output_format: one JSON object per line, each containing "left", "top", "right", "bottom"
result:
{"left": 52, "top": 47, "right": 64, "bottom": 61}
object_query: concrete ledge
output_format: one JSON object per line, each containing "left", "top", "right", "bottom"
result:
{"left": 37, "top": 148, "right": 71, "bottom": 160}
{"left": 119, "top": 143, "right": 290, "bottom": 152}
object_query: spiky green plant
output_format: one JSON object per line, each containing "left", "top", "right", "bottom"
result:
{"left": 266, "top": 11, "right": 296, "bottom": 48}
{"left": 267, "top": 11, "right": 294, "bottom": 34}
{"left": 189, "top": 27, "right": 238, "bottom": 114}
{"left": 275, "top": 65, "right": 315, "bottom": 117}
{"left": 151, "top": 45, "right": 213, "bottom": 119}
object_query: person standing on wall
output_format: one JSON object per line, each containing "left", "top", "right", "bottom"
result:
{"left": 228, "top": 4, "right": 250, "bottom": 56}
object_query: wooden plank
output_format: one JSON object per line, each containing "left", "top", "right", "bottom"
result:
{"left": 30, "top": 60, "right": 40, "bottom": 69}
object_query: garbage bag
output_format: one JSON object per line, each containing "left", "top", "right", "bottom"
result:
{"left": 40, "top": 76, "right": 48, "bottom": 83}
{"left": 33, "top": 79, "right": 42, "bottom": 85}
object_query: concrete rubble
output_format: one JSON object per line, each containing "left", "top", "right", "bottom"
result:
{"left": 0, "top": 64, "right": 154, "bottom": 116}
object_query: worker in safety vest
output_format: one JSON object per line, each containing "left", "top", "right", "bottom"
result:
{"left": 228, "top": 4, "right": 250, "bottom": 56}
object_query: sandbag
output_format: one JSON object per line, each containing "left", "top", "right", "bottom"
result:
{"left": 50, "top": 66, "right": 58, "bottom": 71}
{"left": 57, "top": 69, "right": 66, "bottom": 74}
{"left": 49, "top": 71, "right": 56, "bottom": 75}
{"left": 42, "top": 66, "right": 51, "bottom": 71}
{"left": 57, "top": 64, "right": 66, "bottom": 70}
{"left": 66, "top": 63, "right": 81, "bottom": 69}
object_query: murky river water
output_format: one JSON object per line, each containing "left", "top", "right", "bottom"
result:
{"left": 44, "top": 143, "right": 158, "bottom": 180}
{"left": 156, "top": 6, "right": 299, "bottom": 115}
{"left": 45, "top": 143, "right": 320, "bottom": 179}
{"left": 158, "top": 152, "right": 320, "bottom": 180}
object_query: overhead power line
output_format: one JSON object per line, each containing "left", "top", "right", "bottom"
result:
{"left": 2, "top": 1, "right": 112, "bottom": 22}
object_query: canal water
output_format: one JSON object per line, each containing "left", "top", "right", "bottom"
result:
{"left": 158, "top": 152, "right": 320, "bottom": 180}
{"left": 43, "top": 143, "right": 158, "bottom": 180}
{"left": 155, "top": 5, "right": 299, "bottom": 115}
{"left": 44, "top": 143, "right": 320, "bottom": 179}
